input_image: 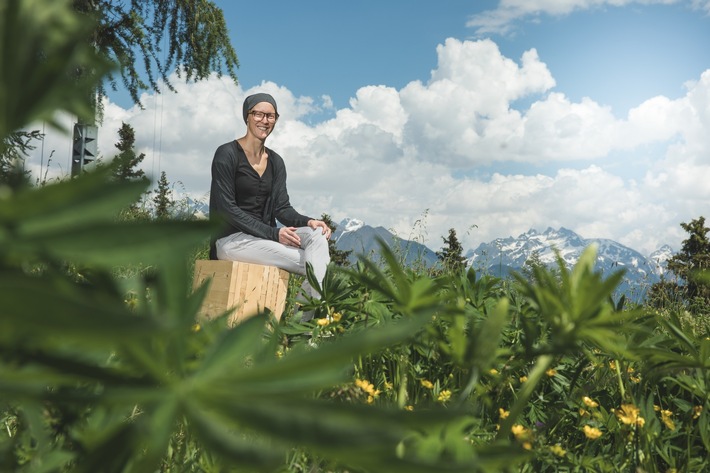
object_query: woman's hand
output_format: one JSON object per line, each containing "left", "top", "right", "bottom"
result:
{"left": 308, "top": 219, "right": 332, "bottom": 239}
{"left": 279, "top": 226, "right": 301, "bottom": 247}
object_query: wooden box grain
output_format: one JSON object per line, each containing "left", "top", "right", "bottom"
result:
{"left": 192, "top": 260, "right": 290, "bottom": 326}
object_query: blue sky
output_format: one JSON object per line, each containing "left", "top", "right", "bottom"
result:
{"left": 220, "top": 0, "right": 710, "bottom": 116}
{"left": 33, "top": 0, "right": 710, "bottom": 255}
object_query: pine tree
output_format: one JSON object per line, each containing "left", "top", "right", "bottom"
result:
{"left": 320, "top": 213, "right": 352, "bottom": 267}
{"left": 649, "top": 216, "right": 710, "bottom": 312}
{"left": 112, "top": 122, "right": 146, "bottom": 182}
{"left": 437, "top": 228, "right": 467, "bottom": 274}
{"left": 667, "top": 217, "right": 710, "bottom": 301}
{"left": 153, "top": 171, "right": 173, "bottom": 220}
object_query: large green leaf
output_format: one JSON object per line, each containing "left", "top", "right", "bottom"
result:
{"left": 0, "top": 0, "right": 114, "bottom": 137}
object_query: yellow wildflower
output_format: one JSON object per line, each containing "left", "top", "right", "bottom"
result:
{"left": 630, "top": 374, "right": 641, "bottom": 383}
{"left": 366, "top": 395, "right": 375, "bottom": 404}
{"left": 609, "top": 360, "right": 617, "bottom": 370}
{"left": 692, "top": 406, "right": 703, "bottom": 419}
{"left": 489, "top": 368, "right": 499, "bottom": 375}
{"left": 332, "top": 312, "right": 342, "bottom": 322}
{"left": 316, "top": 318, "right": 330, "bottom": 326}
{"left": 499, "top": 408, "right": 510, "bottom": 419}
{"left": 660, "top": 410, "right": 675, "bottom": 431}
{"left": 615, "top": 404, "right": 641, "bottom": 426}
{"left": 355, "top": 379, "right": 378, "bottom": 397}
{"left": 191, "top": 323, "right": 201, "bottom": 332}
{"left": 519, "top": 375, "right": 528, "bottom": 383}
{"left": 276, "top": 350, "right": 283, "bottom": 359}
{"left": 579, "top": 408, "right": 589, "bottom": 417}
{"left": 437, "top": 390, "right": 452, "bottom": 403}
{"left": 583, "top": 425, "right": 602, "bottom": 440}
{"left": 404, "top": 405, "right": 414, "bottom": 411}
{"left": 511, "top": 424, "right": 532, "bottom": 441}
{"left": 384, "top": 381, "right": 393, "bottom": 391}
{"left": 522, "top": 442, "right": 532, "bottom": 450}
{"left": 582, "top": 396, "right": 599, "bottom": 408}
{"left": 420, "top": 379, "right": 434, "bottom": 389}
{"left": 546, "top": 368, "right": 557, "bottom": 377}
{"left": 550, "top": 444, "right": 566, "bottom": 457}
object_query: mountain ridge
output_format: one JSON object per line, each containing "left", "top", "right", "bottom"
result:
{"left": 333, "top": 219, "right": 672, "bottom": 302}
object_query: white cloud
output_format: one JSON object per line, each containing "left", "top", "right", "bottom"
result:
{"left": 468, "top": 0, "right": 683, "bottom": 35}
{"left": 21, "top": 37, "right": 710, "bottom": 257}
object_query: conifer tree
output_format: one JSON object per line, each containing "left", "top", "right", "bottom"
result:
{"left": 72, "top": 0, "right": 239, "bottom": 107}
{"left": 667, "top": 217, "right": 710, "bottom": 301}
{"left": 112, "top": 122, "right": 146, "bottom": 182}
{"left": 153, "top": 171, "right": 173, "bottom": 219}
{"left": 437, "top": 228, "right": 467, "bottom": 274}
{"left": 650, "top": 216, "right": 710, "bottom": 312}
{"left": 320, "top": 213, "right": 352, "bottom": 267}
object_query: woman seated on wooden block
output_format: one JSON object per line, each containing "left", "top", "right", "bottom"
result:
{"left": 209, "top": 92, "right": 331, "bottom": 321}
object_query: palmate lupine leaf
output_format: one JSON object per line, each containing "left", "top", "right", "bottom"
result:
{"left": 186, "top": 396, "right": 480, "bottom": 473}
{"left": 0, "top": 166, "right": 145, "bottom": 230}
{"left": 469, "top": 298, "right": 510, "bottom": 372}
{"left": 512, "top": 245, "right": 639, "bottom": 356}
{"left": 1, "top": 164, "right": 215, "bottom": 271}
{"left": 348, "top": 238, "right": 443, "bottom": 318}
{"left": 184, "top": 402, "right": 287, "bottom": 471}
{"left": 633, "top": 316, "right": 710, "bottom": 372}
{"left": 0, "top": 269, "right": 165, "bottom": 345}
{"left": 193, "top": 313, "right": 433, "bottom": 397}
{"left": 11, "top": 219, "right": 211, "bottom": 268}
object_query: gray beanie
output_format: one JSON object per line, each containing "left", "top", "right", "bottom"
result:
{"left": 242, "top": 93, "right": 278, "bottom": 123}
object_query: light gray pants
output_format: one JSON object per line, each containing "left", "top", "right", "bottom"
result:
{"left": 215, "top": 227, "right": 330, "bottom": 319}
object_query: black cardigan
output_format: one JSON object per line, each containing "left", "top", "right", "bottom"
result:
{"left": 208, "top": 140, "right": 312, "bottom": 259}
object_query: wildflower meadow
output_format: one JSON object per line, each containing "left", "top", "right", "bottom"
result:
{"left": 1, "top": 1, "right": 708, "bottom": 471}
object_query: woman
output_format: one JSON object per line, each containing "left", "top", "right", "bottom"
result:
{"left": 209, "top": 93, "right": 331, "bottom": 321}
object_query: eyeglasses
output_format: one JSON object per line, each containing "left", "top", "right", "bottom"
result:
{"left": 249, "top": 110, "right": 279, "bottom": 122}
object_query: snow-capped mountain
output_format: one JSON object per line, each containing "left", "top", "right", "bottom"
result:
{"left": 466, "top": 227, "right": 670, "bottom": 302}
{"left": 333, "top": 218, "right": 439, "bottom": 267}
{"left": 648, "top": 244, "right": 674, "bottom": 276}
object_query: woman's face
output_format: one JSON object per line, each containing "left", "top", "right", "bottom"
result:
{"left": 246, "top": 102, "right": 278, "bottom": 140}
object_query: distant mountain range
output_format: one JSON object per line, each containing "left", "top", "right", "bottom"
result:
{"left": 333, "top": 219, "right": 674, "bottom": 303}
{"left": 333, "top": 218, "right": 439, "bottom": 268}
{"left": 194, "top": 204, "right": 674, "bottom": 303}
{"left": 465, "top": 227, "right": 672, "bottom": 302}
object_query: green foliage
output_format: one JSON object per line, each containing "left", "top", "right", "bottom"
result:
{"left": 73, "top": 0, "right": 240, "bottom": 106}
{"left": 0, "top": 0, "right": 113, "bottom": 136}
{"left": 650, "top": 216, "right": 710, "bottom": 314}
{"left": 320, "top": 212, "right": 352, "bottom": 267}
{"left": 111, "top": 122, "right": 146, "bottom": 182}
{"left": 153, "top": 170, "right": 174, "bottom": 219}
{"left": 0, "top": 130, "right": 44, "bottom": 188}
{"left": 3, "top": 1, "right": 709, "bottom": 471}
{"left": 436, "top": 227, "right": 466, "bottom": 274}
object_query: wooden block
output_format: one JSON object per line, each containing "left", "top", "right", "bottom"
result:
{"left": 192, "top": 260, "right": 290, "bottom": 326}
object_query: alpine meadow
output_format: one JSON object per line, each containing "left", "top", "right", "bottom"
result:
{"left": 1, "top": 1, "right": 709, "bottom": 472}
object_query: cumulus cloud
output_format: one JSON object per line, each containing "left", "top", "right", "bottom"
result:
{"left": 22, "top": 37, "right": 710, "bottom": 256}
